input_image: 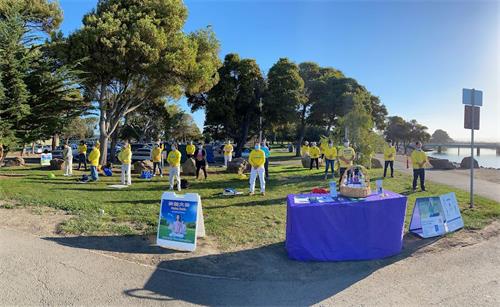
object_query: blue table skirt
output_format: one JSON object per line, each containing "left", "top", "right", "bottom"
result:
{"left": 286, "top": 190, "right": 408, "bottom": 261}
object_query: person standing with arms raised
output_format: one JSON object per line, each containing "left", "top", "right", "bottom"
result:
{"left": 151, "top": 142, "right": 164, "bottom": 177}
{"left": 167, "top": 143, "right": 182, "bottom": 191}
{"left": 249, "top": 143, "right": 266, "bottom": 196}
{"left": 223, "top": 140, "right": 233, "bottom": 167}
{"left": 410, "top": 141, "right": 428, "bottom": 192}
{"left": 338, "top": 139, "right": 356, "bottom": 184}
{"left": 383, "top": 139, "right": 396, "bottom": 178}
{"left": 88, "top": 142, "right": 100, "bottom": 182}
{"left": 118, "top": 141, "right": 132, "bottom": 185}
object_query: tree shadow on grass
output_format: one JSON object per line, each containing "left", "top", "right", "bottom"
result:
{"left": 204, "top": 197, "right": 285, "bottom": 210}
{"left": 120, "top": 233, "right": 441, "bottom": 305}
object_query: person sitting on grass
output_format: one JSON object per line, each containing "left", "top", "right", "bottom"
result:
{"left": 77, "top": 140, "right": 87, "bottom": 170}
{"left": 301, "top": 141, "right": 310, "bottom": 157}
{"left": 151, "top": 142, "right": 164, "bottom": 177}
{"left": 167, "top": 143, "right": 182, "bottom": 191}
{"left": 309, "top": 142, "right": 321, "bottom": 170}
{"left": 338, "top": 139, "right": 355, "bottom": 184}
{"left": 410, "top": 141, "right": 428, "bottom": 192}
{"left": 118, "top": 141, "right": 132, "bottom": 186}
{"left": 249, "top": 143, "right": 266, "bottom": 196}
{"left": 88, "top": 142, "right": 100, "bottom": 182}
{"left": 186, "top": 141, "right": 196, "bottom": 159}
{"left": 323, "top": 140, "right": 337, "bottom": 180}
{"left": 383, "top": 139, "right": 396, "bottom": 178}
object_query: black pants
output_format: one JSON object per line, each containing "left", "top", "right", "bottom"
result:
{"left": 383, "top": 160, "right": 394, "bottom": 177}
{"left": 310, "top": 158, "right": 319, "bottom": 170}
{"left": 77, "top": 153, "right": 87, "bottom": 170}
{"left": 196, "top": 160, "right": 207, "bottom": 179}
{"left": 153, "top": 162, "right": 163, "bottom": 176}
{"left": 264, "top": 159, "right": 269, "bottom": 179}
{"left": 413, "top": 169, "right": 426, "bottom": 190}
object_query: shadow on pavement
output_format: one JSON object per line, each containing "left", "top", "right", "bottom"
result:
{"left": 123, "top": 233, "right": 438, "bottom": 305}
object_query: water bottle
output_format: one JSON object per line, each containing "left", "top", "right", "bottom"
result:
{"left": 329, "top": 181, "right": 337, "bottom": 198}
{"left": 376, "top": 179, "right": 383, "bottom": 194}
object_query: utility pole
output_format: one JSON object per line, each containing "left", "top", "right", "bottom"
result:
{"left": 259, "top": 98, "right": 263, "bottom": 144}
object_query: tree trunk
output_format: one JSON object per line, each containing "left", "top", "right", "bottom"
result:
{"left": 52, "top": 134, "right": 59, "bottom": 150}
{"left": 295, "top": 104, "right": 307, "bottom": 157}
{"left": 235, "top": 115, "right": 251, "bottom": 158}
{"left": 99, "top": 109, "right": 108, "bottom": 165}
{"left": 110, "top": 129, "right": 119, "bottom": 163}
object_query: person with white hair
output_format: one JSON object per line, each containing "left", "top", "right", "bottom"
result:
{"left": 249, "top": 143, "right": 266, "bottom": 195}
{"left": 301, "top": 141, "right": 310, "bottom": 157}
{"left": 63, "top": 143, "right": 73, "bottom": 176}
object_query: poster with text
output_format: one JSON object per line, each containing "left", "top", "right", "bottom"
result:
{"left": 439, "top": 192, "right": 464, "bottom": 233}
{"left": 40, "top": 153, "right": 52, "bottom": 166}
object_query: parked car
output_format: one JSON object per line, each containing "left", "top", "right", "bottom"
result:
{"left": 131, "top": 145, "right": 152, "bottom": 163}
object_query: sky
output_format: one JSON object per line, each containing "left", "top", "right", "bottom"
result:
{"left": 58, "top": 0, "right": 499, "bottom": 142}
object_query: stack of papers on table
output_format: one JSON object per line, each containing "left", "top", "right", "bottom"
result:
{"left": 294, "top": 196, "right": 310, "bottom": 204}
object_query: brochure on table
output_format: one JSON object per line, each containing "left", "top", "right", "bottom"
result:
{"left": 40, "top": 153, "right": 52, "bottom": 166}
{"left": 409, "top": 192, "right": 464, "bottom": 238}
{"left": 156, "top": 192, "right": 205, "bottom": 251}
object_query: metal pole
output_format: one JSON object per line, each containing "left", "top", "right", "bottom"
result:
{"left": 259, "top": 98, "right": 263, "bottom": 144}
{"left": 470, "top": 89, "right": 475, "bottom": 208}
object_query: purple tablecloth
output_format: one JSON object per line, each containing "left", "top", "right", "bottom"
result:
{"left": 286, "top": 190, "right": 407, "bottom": 261}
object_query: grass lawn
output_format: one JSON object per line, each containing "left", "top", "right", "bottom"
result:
{"left": 0, "top": 152, "right": 498, "bottom": 250}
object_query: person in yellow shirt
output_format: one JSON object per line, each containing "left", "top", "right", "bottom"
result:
{"left": 410, "top": 141, "right": 428, "bottom": 192}
{"left": 223, "top": 141, "right": 233, "bottom": 167}
{"left": 88, "top": 142, "right": 100, "bottom": 181}
{"left": 300, "top": 141, "right": 310, "bottom": 157}
{"left": 186, "top": 141, "right": 195, "bottom": 159}
{"left": 338, "top": 139, "right": 356, "bottom": 184}
{"left": 248, "top": 143, "right": 266, "bottom": 195}
{"left": 151, "top": 142, "right": 164, "bottom": 177}
{"left": 383, "top": 139, "right": 396, "bottom": 178}
{"left": 118, "top": 141, "right": 132, "bottom": 185}
{"left": 167, "top": 143, "right": 182, "bottom": 191}
{"left": 309, "top": 142, "right": 321, "bottom": 170}
{"left": 319, "top": 139, "right": 327, "bottom": 160}
{"left": 77, "top": 140, "right": 88, "bottom": 170}
{"left": 323, "top": 140, "right": 337, "bottom": 180}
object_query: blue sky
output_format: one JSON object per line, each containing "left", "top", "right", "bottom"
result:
{"left": 59, "top": 0, "right": 499, "bottom": 141}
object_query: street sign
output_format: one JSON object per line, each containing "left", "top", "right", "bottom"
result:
{"left": 464, "top": 105, "right": 480, "bottom": 130}
{"left": 462, "top": 88, "right": 483, "bottom": 106}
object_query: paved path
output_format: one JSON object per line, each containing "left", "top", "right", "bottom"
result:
{"left": 375, "top": 154, "right": 500, "bottom": 202}
{"left": 1, "top": 227, "right": 499, "bottom": 306}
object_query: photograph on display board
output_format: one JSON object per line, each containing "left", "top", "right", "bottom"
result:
{"left": 416, "top": 197, "right": 445, "bottom": 219}
{"left": 158, "top": 199, "right": 197, "bottom": 244}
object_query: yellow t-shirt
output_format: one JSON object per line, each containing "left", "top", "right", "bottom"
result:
{"left": 118, "top": 146, "right": 132, "bottom": 164}
{"left": 88, "top": 148, "right": 100, "bottom": 167}
{"left": 323, "top": 146, "right": 337, "bottom": 160}
{"left": 186, "top": 144, "right": 195, "bottom": 155}
{"left": 249, "top": 149, "right": 266, "bottom": 168}
{"left": 384, "top": 146, "right": 396, "bottom": 161}
{"left": 151, "top": 147, "right": 162, "bottom": 162}
{"left": 77, "top": 144, "right": 87, "bottom": 154}
{"left": 301, "top": 145, "right": 310, "bottom": 156}
{"left": 320, "top": 142, "right": 327, "bottom": 154}
{"left": 338, "top": 147, "right": 356, "bottom": 168}
{"left": 223, "top": 144, "right": 233, "bottom": 156}
{"left": 167, "top": 150, "right": 182, "bottom": 167}
{"left": 309, "top": 146, "right": 321, "bottom": 158}
{"left": 411, "top": 149, "right": 427, "bottom": 169}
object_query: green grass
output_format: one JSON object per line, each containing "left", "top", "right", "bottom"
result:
{"left": 0, "top": 152, "right": 498, "bottom": 250}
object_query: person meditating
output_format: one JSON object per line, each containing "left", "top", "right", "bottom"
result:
{"left": 338, "top": 139, "right": 356, "bottom": 184}
{"left": 383, "top": 139, "right": 396, "bottom": 178}
{"left": 309, "top": 142, "right": 320, "bottom": 170}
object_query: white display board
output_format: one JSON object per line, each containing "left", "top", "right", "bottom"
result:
{"left": 409, "top": 192, "right": 464, "bottom": 238}
{"left": 40, "top": 153, "right": 52, "bottom": 166}
{"left": 156, "top": 192, "right": 205, "bottom": 251}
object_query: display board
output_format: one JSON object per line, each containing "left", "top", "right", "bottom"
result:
{"left": 409, "top": 192, "right": 464, "bottom": 238}
{"left": 156, "top": 192, "right": 205, "bottom": 251}
{"left": 40, "top": 153, "right": 52, "bottom": 166}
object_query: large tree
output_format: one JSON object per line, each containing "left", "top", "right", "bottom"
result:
{"left": 431, "top": 129, "right": 453, "bottom": 143}
{"left": 188, "top": 53, "right": 266, "bottom": 156}
{"left": 67, "top": 0, "right": 221, "bottom": 164}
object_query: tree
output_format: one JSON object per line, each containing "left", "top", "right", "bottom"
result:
{"left": 67, "top": 0, "right": 221, "bottom": 164}
{"left": 188, "top": 53, "right": 265, "bottom": 156}
{"left": 384, "top": 116, "right": 430, "bottom": 153}
{"left": 431, "top": 129, "right": 453, "bottom": 143}
{"left": 61, "top": 117, "right": 98, "bottom": 140}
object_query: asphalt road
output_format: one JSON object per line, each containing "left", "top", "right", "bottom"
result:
{"left": 1, "top": 227, "right": 499, "bottom": 306}
{"left": 375, "top": 154, "right": 500, "bottom": 202}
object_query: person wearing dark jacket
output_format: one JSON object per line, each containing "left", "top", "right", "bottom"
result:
{"left": 194, "top": 144, "right": 208, "bottom": 180}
